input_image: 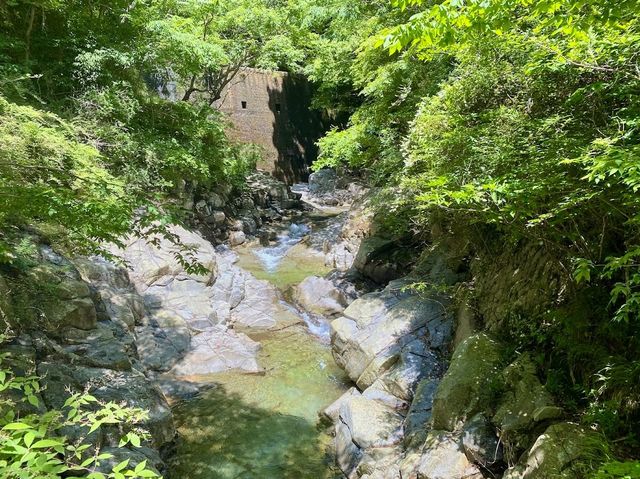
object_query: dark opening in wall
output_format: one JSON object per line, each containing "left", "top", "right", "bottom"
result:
{"left": 241, "top": 101, "right": 247, "bottom": 109}
{"left": 275, "top": 103, "right": 281, "bottom": 113}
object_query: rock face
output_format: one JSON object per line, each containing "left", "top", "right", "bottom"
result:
{"left": 328, "top": 276, "right": 454, "bottom": 477}
{"left": 294, "top": 275, "right": 348, "bottom": 316}
{"left": 187, "top": 171, "right": 302, "bottom": 246}
{"left": 108, "top": 224, "right": 288, "bottom": 376}
{"left": 0, "top": 244, "right": 176, "bottom": 474}
{"left": 0, "top": 221, "right": 299, "bottom": 474}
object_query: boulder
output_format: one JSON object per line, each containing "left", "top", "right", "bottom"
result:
{"left": 335, "top": 395, "right": 404, "bottom": 476}
{"left": 230, "top": 276, "right": 279, "bottom": 329}
{"left": 462, "top": 413, "right": 503, "bottom": 470}
{"left": 207, "top": 192, "right": 226, "bottom": 208}
{"left": 229, "top": 231, "right": 246, "bottom": 246}
{"left": 294, "top": 276, "right": 348, "bottom": 316}
{"left": 47, "top": 296, "right": 97, "bottom": 331}
{"left": 331, "top": 287, "right": 451, "bottom": 389}
{"left": 504, "top": 423, "right": 598, "bottom": 479}
{"left": 336, "top": 416, "right": 363, "bottom": 475}
{"left": 322, "top": 387, "right": 361, "bottom": 423}
{"left": 60, "top": 322, "right": 133, "bottom": 370}
{"left": 417, "top": 431, "right": 484, "bottom": 479}
{"left": 353, "top": 236, "right": 401, "bottom": 284}
{"left": 170, "top": 326, "right": 261, "bottom": 376}
{"left": 431, "top": 333, "right": 502, "bottom": 431}
{"left": 494, "top": 354, "right": 562, "bottom": 456}
{"left": 339, "top": 395, "right": 404, "bottom": 449}
{"left": 309, "top": 168, "right": 338, "bottom": 194}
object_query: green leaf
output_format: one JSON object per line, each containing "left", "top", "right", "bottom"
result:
{"left": 32, "top": 439, "right": 64, "bottom": 448}
{"left": 2, "top": 422, "right": 33, "bottom": 431}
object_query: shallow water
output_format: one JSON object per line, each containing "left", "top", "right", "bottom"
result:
{"left": 168, "top": 214, "right": 350, "bottom": 479}
{"left": 235, "top": 217, "right": 335, "bottom": 290}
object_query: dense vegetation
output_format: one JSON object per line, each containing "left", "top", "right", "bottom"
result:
{"left": 307, "top": 0, "right": 640, "bottom": 475}
{"left": 1, "top": 0, "right": 640, "bottom": 477}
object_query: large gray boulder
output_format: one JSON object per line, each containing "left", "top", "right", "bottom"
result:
{"left": 331, "top": 284, "right": 451, "bottom": 390}
{"left": 431, "top": 333, "right": 502, "bottom": 431}
{"left": 169, "top": 326, "right": 261, "bottom": 376}
{"left": 335, "top": 394, "right": 403, "bottom": 476}
{"left": 294, "top": 275, "right": 348, "bottom": 316}
{"left": 417, "top": 431, "right": 484, "bottom": 479}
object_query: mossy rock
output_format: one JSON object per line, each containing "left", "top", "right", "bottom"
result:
{"left": 503, "top": 422, "right": 600, "bottom": 479}
{"left": 431, "top": 333, "right": 503, "bottom": 431}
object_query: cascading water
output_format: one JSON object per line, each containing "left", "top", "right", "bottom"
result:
{"left": 252, "top": 223, "right": 311, "bottom": 272}
{"left": 169, "top": 210, "right": 350, "bottom": 479}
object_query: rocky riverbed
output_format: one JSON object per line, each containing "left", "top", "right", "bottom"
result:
{"left": 0, "top": 170, "right": 594, "bottom": 479}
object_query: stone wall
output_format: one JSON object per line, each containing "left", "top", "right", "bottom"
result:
{"left": 215, "top": 68, "right": 327, "bottom": 184}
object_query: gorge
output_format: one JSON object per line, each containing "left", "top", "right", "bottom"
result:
{"left": 1, "top": 1, "right": 640, "bottom": 478}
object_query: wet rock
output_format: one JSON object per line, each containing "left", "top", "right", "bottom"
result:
{"left": 417, "top": 431, "right": 483, "bottom": 479}
{"left": 294, "top": 276, "right": 348, "bottom": 316}
{"left": 431, "top": 333, "right": 502, "bottom": 431}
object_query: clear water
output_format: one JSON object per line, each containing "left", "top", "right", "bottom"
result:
{"left": 251, "top": 223, "right": 311, "bottom": 273}
{"left": 168, "top": 219, "right": 349, "bottom": 479}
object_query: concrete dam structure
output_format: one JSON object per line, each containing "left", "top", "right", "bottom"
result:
{"left": 215, "top": 68, "right": 327, "bottom": 184}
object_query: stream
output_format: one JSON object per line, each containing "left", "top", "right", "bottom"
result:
{"left": 167, "top": 207, "right": 351, "bottom": 478}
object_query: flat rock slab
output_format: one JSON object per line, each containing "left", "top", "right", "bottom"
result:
{"left": 170, "top": 327, "right": 262, "bottom": 376}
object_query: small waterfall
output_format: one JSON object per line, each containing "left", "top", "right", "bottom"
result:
{"left": 252, "top": 223, "right": 311, "bottom": 272}
{"left": 279, "top": 300, "right": 331, "bottom": 342}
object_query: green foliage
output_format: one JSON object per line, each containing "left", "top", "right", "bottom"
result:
{"left": 593, "top": 461, "right": 640, "bottom": 479}
{"left": 0, "top": 336, "right": 159, "bottom": 478}
{"left": 307, "top": 0, "right": 640, "bottom": 470}
{"left": 0, "top": 95, "right": 136, "bottom": 259}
